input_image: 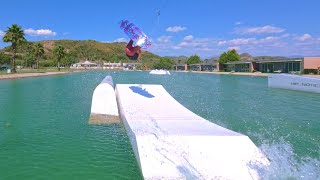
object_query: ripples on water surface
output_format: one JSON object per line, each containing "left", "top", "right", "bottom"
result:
{"left": 0, "top": 71, "right": 319, "bottom": 179}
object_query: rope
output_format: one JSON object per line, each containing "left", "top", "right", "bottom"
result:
{"left": 148, "top": 0, "right": 168, "bottom": 36}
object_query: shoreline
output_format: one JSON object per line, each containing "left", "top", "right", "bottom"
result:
{"left": 0, "top": 71, "right": 82, "bottom": 80}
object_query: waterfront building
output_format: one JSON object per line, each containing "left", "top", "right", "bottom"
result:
{"left": 303, "top": 57, "right": 320, "bottom": 74}
{"left": 174, "top": 63, "right": 218, "bottom": 72}
{"left": 222, "top": 57, "right": 320, "bottom": 74}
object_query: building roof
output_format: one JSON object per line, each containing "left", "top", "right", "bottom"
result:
{"left": 81, "top": 60, "right": 97, "bottom": 65}
{"left": 189, "top": 63, "right": 217, "bottom": 66}
{"left": 104, "top": 62, "right": 121, "bottom": 65}
{"left": 224, "top": 61, "right": 252, "bottom": 65}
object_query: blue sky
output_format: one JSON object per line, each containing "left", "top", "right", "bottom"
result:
{"left": 1, "top": 0, "right": 320, "bottom": 58}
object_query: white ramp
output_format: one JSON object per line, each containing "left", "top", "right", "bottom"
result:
{"left": 268, "top": 74, "right": 320, "bottom": 93}
{"left": 116, "top": 84, "right": 269, "bottom": 180}
{"left": 89, "top": 76, "right": 120, "bottom": 124}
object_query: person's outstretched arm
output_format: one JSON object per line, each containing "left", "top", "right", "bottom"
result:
{"left": 126, "top": 40, "right": 134, "bottom": 48}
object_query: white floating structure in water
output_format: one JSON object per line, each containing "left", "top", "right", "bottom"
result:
{"left": 149, "top": 69, "right": 171, "bottom": 75}
{"left": 115, "top": 84, "right": 269, "bottom": 179}
{"left": 89, "top": 76, "right": 120, "bottom": 124}
{"left": 268, "top": 74, "right": 320, "bottom": 93}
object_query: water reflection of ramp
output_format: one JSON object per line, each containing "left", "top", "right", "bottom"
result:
{"left": 116, "top": 84, "right": 269, "bottom": 179}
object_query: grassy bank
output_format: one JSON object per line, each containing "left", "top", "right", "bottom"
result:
{"left": 0, "top": 67, "right": 79, "bottom": 74}
{"left": 0, "top": 68, "right": 84, "bottom": 80}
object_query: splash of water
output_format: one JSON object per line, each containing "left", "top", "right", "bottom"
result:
{"left": 256, "top": 139, "right": 320, "bottom": 179}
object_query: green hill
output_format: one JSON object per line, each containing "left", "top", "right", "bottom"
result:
{"left": 0, "top": 40, "right": 161, "bottom": 68}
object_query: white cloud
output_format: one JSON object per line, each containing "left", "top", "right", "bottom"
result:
{"left": 0, "top": 30, "right": 4, "bottom": 37}
{"left": 173, "top": 46, "right": 181, "bottom": 50}
{"left": 114, "top": 38, "right": 127, "bottom": 42}
{"left": 264, "top": 36, "right": 277, "bottom": 40}
{"left": 150, "top": 37, "right": 216, "bottom": 57}
{"left": 235, "top": 25, "right": 285, "bottom": 34}
{"left": 196, "top": 47, "right": 213, "bottom": 52}
{"left": 258, "top": 36, "right": 280, "bottom": 43}
{"left": 177, "top": 38, "right": 211, "bottom": 48}
{"left": 24, "top": 28, "right": 57, "bottom": 36}
{"left": 297, "top": 34, "right": 312, "bottom": 41}
{"left": 166, "top": 26, "right": 187, "bottom": 33}
{"left": 178, "top": 41, "right": 190, "bottom": 47}
{"left": 218, "top": 38, "right": 256, "bottom": 46}
{"left": 218, "top": 36, "right": 283, "bottom": 47}
{"left": 281, "top": 33, "right": 290, "bottom": 38}
{"left": 217, "top": 41, "right": 227, "bottom": 46}
{"left": 183, "top": 35, "right": 194, "bottom": 41}
{"left": 235, "top": 22, "right": 242, "bottom": 25}
{"left": 157, "top": 36, "right": 172, "bottom": 43}
{"left": 151, "top": 25, "right": 320, "bottom": 57}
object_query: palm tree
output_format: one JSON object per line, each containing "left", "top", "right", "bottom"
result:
{"left": 32, "top": 43, "right": 44, "bottom": 70}
{"left": 2, "top": 24, "right": 26, "bottom": 73}
{"left": 53, "top": 45, "right": 66, "bottom": 71}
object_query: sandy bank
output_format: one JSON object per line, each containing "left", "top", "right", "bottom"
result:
{"left": 0, "top": 71, "right": 78, "bottom": 80}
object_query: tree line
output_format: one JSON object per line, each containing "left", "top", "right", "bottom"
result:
{"left": 1, "top": 24, "right": 67, "bottom": 72}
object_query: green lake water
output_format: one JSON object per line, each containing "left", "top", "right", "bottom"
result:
{"left": 0, "top": 71, "right": 319, "bottom": 179}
